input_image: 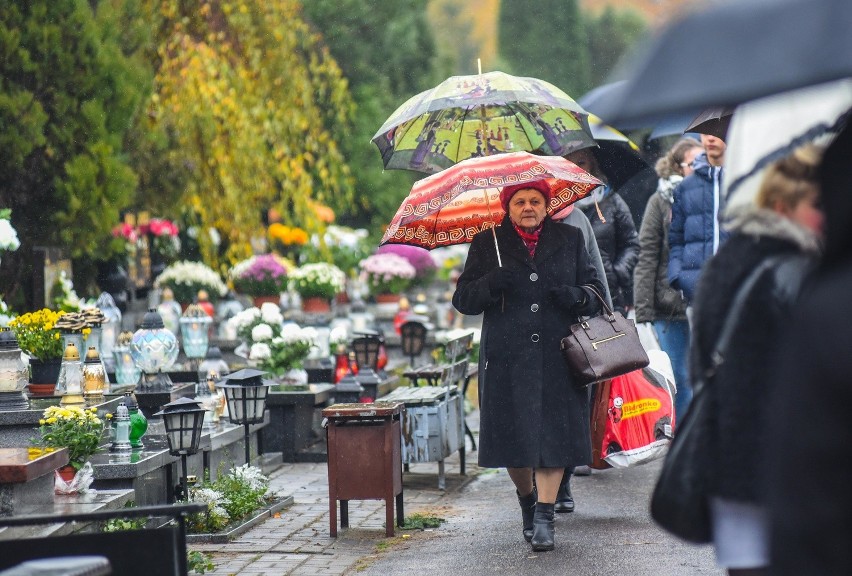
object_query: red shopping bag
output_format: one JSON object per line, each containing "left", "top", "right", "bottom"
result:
{"left": 591, "top": 367, "right": 675, "bottom": 469}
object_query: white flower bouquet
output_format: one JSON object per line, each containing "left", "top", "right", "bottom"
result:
{"left": 248, "top": 323, "right": 317, "bottom": 376}
{"left": 288, "top": 262, "right": 346, "bottom": 300}
{"left": 228, "top": 302, "right": 284, "bottom": 343}
{"left": 153, "top": 260, "right": 227, "bottom": 303}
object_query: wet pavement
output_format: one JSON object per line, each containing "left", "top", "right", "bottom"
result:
{"left": 189, "top": 410, "right": 720, "bottom": 575}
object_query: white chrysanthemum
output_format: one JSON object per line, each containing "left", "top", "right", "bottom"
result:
{"left": 329, "top": 326, "right": 349, "bottom": 347}
{"left": 153, "top": 260, "right": 227, "bottom": 296}
{"left": 260, "top": 302, "right": 283, "bottom": 325}
{"left": 229, "top": 464, "right": 270, "bottom": 493}
{"left": 0, "top": 218, "right": 21, "bottom": 252}
{"left": 249, "top": 342, "right": 271, "bottom": 360}
{"left": 251, "top": 323, "right": 274, "bottom": 341}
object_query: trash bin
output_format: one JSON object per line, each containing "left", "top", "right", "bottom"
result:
{"left": 322, "top": 401, "right": 404, "bottom": 537}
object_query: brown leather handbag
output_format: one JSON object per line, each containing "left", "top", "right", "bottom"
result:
{"left": 559, "top": 286, "right": 649, "bottom": 388}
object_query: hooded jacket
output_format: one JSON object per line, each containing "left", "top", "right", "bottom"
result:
{"left": 691, "top": 207, "right": 819, "bottom": 503}
{"left": 767, "top": 122, "right": 852, "bottom": 576}
{"left": 576, "top": 186, "right": 639, "bottom": 311}
{"left": 667, "top": 153, "right": 727, "bottom": 302}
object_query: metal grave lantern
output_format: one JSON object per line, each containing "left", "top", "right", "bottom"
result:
{"left": 154, "top": 397, "right": 206, "bottom": 501}
{"left": 216, "top": 368, "right": 271, "bottom": 464}
{"left": 400, "top": 319, "right": 428, "bottom": 368}
{"left": 130, "top": 308, "right": 179, "bottom": 391}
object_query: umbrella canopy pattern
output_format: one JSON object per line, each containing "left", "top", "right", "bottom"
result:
{"left": 595, "top": 0, "right": 852, "bottom": 125}
{"left": 380, "top": 152, "right": 602, "bottom": 250}
{"left": 724, "top": 79, "right": 852, "bottom": 212}
{"left": 372, "top": 71, "right": 595, "bottom": 174}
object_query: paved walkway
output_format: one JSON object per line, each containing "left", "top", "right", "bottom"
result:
{"left": 189, "top": 418, "right": 482, "bottom": 575}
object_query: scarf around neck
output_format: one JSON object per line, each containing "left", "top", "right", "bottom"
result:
{"left": 512, "top": 220, "right": 543, "bottom": 257}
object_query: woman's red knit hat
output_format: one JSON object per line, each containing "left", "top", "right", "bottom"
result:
{"left": 499, "top": 180, "right": 551, "bottom": 212}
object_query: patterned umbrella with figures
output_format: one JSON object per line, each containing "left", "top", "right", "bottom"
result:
{"left": 372, "top": 71, "right": 596, "bottom": 174}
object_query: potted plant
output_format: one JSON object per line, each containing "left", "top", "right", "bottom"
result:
{"left": 359, "top": 252, "right": 417, "bottom": 303}
{"left": 229, "top": 254, "right": 290, "bottom": 306}
{"left": 153, "top": 260, "right": 227, "bottom": 307}
{"left": 377, "top": 244, "right": 438, "bottom": 288}
{"left": 248, "top": 323, "right": 317, "bottom": 385}
{"left": 288, "top": 262, "right": 347, "bottom": 312}
{"left": 35, "top": 405, "right": 106, "bottom": 476}
{"left": 8, "top": 308, "right": 66, "bottom": 389}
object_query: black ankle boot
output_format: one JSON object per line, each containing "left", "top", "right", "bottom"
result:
{"left": 554, "top": 474, "right": 574, "bottom": 513}
{"left": 517, "top": 489, "right": 537, "bottom": 542}
{"left": 531, "top": 503, "right": 555, "bottom": 551}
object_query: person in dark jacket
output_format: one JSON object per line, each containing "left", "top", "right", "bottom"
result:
{"left": 565, "top": 148, "right": 640, "bottom": 313}
{"left": 453, "top": 180, "right": 603, "bottom": 552}
{"left": 668, "top": 134, "right": 727, "bottom": 303}
{"left": 635, "top": 138, "right": 704, "bottom": 418}
{"left": 690, "top": 144, "right": 823, "bottom": 575}
{"left": 765, "top": 124, "right": 851, "bottom": 576}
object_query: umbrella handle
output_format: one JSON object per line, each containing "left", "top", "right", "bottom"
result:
{"left": 491, "top": 227, "right": 502, "bottom": 267}
{"left": 483, "top": 188, "right": 502, "bottom": 266}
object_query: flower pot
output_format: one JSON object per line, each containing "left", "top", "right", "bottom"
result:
{"left": 301, "top": 297, "right": 331, "bottom": 314}
{"left": 27, "top": 383, "right": 57, "bottom": 397}
{"left": 253, "top": 295, "right": 281, "bottom": 307}
{"left": 29, "top": 358, "right": 62, "bottom": 385}
{"left": 57, "top": 465, "right": 76, "bottom": 483}
{"left": 375, "top": 293, "right": 401, "bottom": 305}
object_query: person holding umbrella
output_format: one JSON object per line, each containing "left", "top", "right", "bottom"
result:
{"left": 452, "top": 180, "right": 604, "bottom": 552}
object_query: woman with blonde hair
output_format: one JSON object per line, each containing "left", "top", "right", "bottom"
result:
{"left": 687, "top": 144, "right": 824, "bottom": 576}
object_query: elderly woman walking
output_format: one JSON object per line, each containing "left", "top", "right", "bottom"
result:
{"left": 452, "top": 181, "right": 604, "bottom": 551}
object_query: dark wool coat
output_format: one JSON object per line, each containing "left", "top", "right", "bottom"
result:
{"left": 453, "top": 216, "right": 604, "bottom": 469}
{"left": 690, "top": 209, "right": 818, "bottom": 502}
{"left": 767, "top": 124, "right": 852, "bottom": 576}
{"left": 579, "top": 192, "right": 639, "bottom": 311}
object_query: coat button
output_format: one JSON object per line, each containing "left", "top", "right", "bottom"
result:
{"left": 531, "top": 303, "right": 539, "bottom": 312}
{"left": 530, "top": 272, "right": 538, "bottom": 281}
{"left": 531, "top": 333, "right": 540, "bottom": 342}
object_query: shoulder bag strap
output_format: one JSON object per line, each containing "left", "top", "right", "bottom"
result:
{"left": 706, "top": 255, "right": 785, "bottom": 378}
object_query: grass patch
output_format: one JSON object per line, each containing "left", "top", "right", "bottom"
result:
{"left": 401, "top": 512, "right": 445, "bottom": 530}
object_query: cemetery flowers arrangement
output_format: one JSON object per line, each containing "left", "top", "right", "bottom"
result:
{"left": 229, "top": 254, "right": 290, "bottom": 297}
{"left": 187, "top": 464, "right": 273, "bottom": 533}
{"left": 0, "top": 209, "right": 20, "bottom": 252}
{"left": 142, "top": 218, "right": 181, "bottom": 262}
{"left": 359, "top": 252, "right": 416, "bottom": 296}
{"left": 8, "top": 308, "right": 65, "bottom": 361}
{"left": 36, "top": 406, "right": 105, "bottom": 471}
{"left": 153, "top": 260, "right": 227, "bottom": 304}
{"left": 288, "top": 262, "right": 346, "bottom": 300}
{"left": 228, "top": 302, "right": 284, "bottom": 344}
{"left": 377, "top": 244, "right": 437, "bottom": 287}
{"left": 249, "top": 323, "right": 317, "bottom": 377}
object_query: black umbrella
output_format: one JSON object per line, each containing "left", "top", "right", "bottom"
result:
{"left": 596, "top": 0, "right": 852, "bottom": 125}
{"left": 683, "top": 106, "right": 736, "bottom": 140}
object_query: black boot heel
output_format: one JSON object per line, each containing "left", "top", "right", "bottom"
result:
{"left": 517, "top": 489, "right": 537, "bottom": 542}
{"left": 531, "top": 503, "right": 555, "bottom": 551}
{"left": 554, "top": 473, "right": 575, "bottom": 513}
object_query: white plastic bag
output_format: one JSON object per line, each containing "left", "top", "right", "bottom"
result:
{"left": 54, "top": 461, "right": 96, "bottom": 495}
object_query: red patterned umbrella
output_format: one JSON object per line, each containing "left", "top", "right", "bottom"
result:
{"left": 380, "top": 152, "right": 602, "bottom": 260}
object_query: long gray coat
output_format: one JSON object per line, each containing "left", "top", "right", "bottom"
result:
{"left": 453, "top": 216, "right": 604, "bottom": 468}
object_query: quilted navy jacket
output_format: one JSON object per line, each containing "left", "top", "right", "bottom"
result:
{"left": 666, "top": 153, "right": 727, "bottom": 302}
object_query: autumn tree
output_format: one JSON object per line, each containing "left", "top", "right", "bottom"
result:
{"left": 0, "top": 0, "right": 142, "bottom": 307}
{"left": 142, "top": 0, "right": 354, "bottom": 270}
{"left": 303, "top": 0, "right": 441, "bottom": 232}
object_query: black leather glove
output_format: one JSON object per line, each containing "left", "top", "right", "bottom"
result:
{"left": 549, "top": 285, "right": 587, "bottom": 311}
{"left": 488, "top": 267, "right": 521, "bottom": 292}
